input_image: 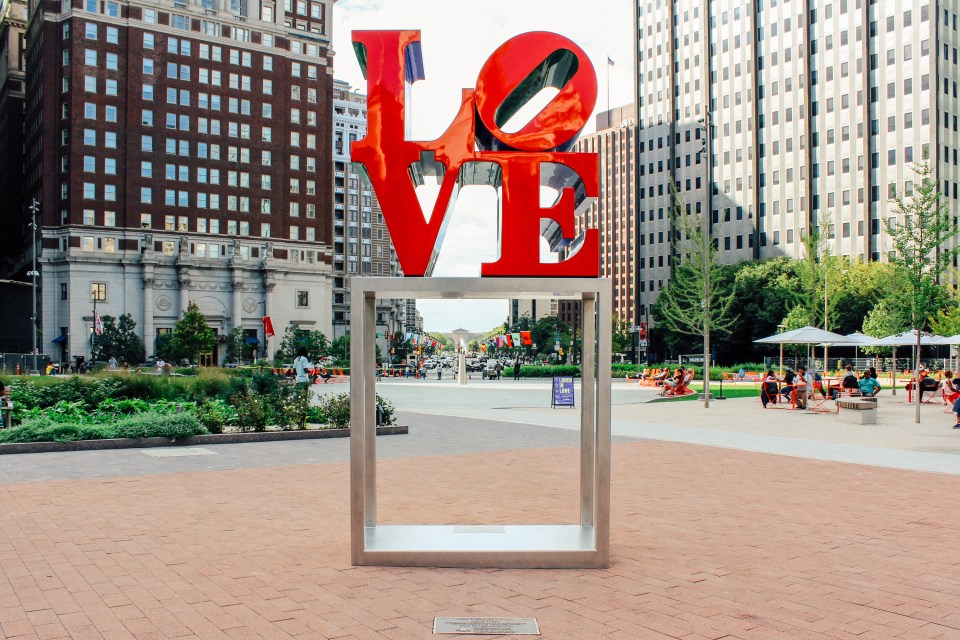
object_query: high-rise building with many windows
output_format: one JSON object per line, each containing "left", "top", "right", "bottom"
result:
{"left": 575, "top": 104, "right": 639, "bottom": 327}
{"left": 634, "top": 0, "right": 956, "bottom": 323}
{"left": 19, "top": 0, "right": 335, "bottom": 364}
{"left": 333, "top": 80, "right": 416, "bottom": 349}
{"left": 0, "top": 0, "right": 26, "bottom": 277}
{"left": 331, "top": 79, "right": 405, "bottom": 344}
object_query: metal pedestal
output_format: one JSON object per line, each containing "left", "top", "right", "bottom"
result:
{"left": 349, "top": 277, "right": 611, "bottom": 569}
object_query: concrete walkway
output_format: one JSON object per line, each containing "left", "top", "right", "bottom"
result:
{"left": 365, "top": 380, "right": 960, "bottom": 476}
{"left": 2, "top": 379, "right": 960, "bottom": 638}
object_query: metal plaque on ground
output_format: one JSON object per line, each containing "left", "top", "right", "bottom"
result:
{"left": 433, "top": 617, "right": 540, "bottom": 635}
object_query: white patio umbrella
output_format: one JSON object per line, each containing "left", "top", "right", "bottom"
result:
{"left": 755, "top": 326, "right": 850, "bottom": 374}
{"left": 824, "top": 332, "right": 883, "bottom": 364}
{"left": 873, "top": 330, "right": 946, "bottom": 347}
{"left": 754, "top": 326, "right": 850, "bottom": 345}
{"left": 873, "top": 330, "right": 946, "bottom": 397}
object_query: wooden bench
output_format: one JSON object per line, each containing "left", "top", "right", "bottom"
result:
{"left": 835, "top": 398, "right": 878, "bottom": 424}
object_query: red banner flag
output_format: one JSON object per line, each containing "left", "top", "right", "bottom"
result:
{"left": 261, "top": 316, "right": 275, "bottom": 338}
{"left": 520, "top": 330, "right": 532, "bottom": 346}
{"left": 504, "top": 334, "right": 514, "bottom": 347}
{"left": 94, "top": 310, "right": 104, "bottom": 335}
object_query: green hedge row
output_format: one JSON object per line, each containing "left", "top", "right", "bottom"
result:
{"left": 0, "top": 413, "right": 205, "bottom": 444}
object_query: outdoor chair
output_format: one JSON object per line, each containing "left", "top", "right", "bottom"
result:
{"left": 760, "top": 381, "right": 784, "bottom": 409}
{"left": 941, "top": 385, "right": 960, "bottom": 413}
{"left": 906, "top": 379, "right": 942, "bottom": 404}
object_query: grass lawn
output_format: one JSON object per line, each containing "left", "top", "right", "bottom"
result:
{"left": 648, "top": 381, "right": 761, "bottom": 402}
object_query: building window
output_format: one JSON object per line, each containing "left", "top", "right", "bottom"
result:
{"left": 296, "top": 290, "right": 308, "bottom": 307}
{"left": 91, "top": 282, "right": 107, "bottom": 301}
{"left": 60, "top": 283, "right": 68, "bottom": 300}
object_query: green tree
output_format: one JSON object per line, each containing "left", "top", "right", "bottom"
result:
{"left": 277, "top": 325, "right": 330, "bottom": 363}
{"left": 331, "top": 335, "right": 350, "bottom": 364}
{"left": 653, "top": 186, "right": 738, "bottom": 407}
{"left": 426, "top": 332, "right": 453, "bottom": 351}
{"left": 169, "top": 302, "right": 216, "bottom": 364}
{"left": 885, "top": 158, "right": 960, "bottom": 422}
{"left": 224, "top": 327, "right": 247, "bottom": 365}
{"left": 612, "top": 318, "right": 633, "bottom": 356}
{"left": 929, "top": 302, "right": 960, "bottom": 337}
{"left": 96, "top": 314, "right": 146, "bottom": 365}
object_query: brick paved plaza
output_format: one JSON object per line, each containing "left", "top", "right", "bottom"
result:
{"left": 2, "top": 382, "right": 960, "bottom": 639}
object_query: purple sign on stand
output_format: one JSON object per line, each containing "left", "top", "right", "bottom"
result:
{"left": 551, "top": 376, "right": 575, "bottom": 408}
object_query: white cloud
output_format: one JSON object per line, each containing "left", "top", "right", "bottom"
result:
{"left": 333, "top": 1, "right": 633, "bottom": 332}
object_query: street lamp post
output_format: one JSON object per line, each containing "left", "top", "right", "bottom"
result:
{"left": 27, "top": 198, "right": 40, "bottom": 375}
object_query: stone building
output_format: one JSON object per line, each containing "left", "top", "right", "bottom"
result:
{"left": 19, "top": 0, "right": 335, "bottom": 363}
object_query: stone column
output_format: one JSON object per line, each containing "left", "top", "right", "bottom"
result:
{"left": 263, "top": 276, "right": 276, "bottom": 359}
{"left": 142, "top": 272, "right": 155, "bottom": 358}
{"left": 178, "top": 269, "right": 192, "bottom": 317}
{"left": 231, "top": 278, "right": 244, "bottom": 332}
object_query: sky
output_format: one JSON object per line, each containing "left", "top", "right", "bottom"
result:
{"left": 331, "top": 0, "right": 635, "bottom": 333}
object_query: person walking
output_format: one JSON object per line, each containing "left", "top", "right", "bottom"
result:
{"left": 108, "top": 355, "right": 118, "bottom": 370}
{"left": 293, "top": 346, "right": 314, "bottom": 390}
{"left": 513, "top": 358, "right": 521, "bottom": 380}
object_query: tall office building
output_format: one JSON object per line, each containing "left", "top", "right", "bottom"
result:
{"left": 331, "top": 79, "right": 404, "bottom": 342}
{"left": 575, "top": 104, "right": 639, "bottom": 326}
{"left": 0, "top": 0, "right": 26, "bottom": 276}
{"left": 634, "top": 0, "right": 955, "bottom": 320}
{"left": 21, "top": 0, "right": 335, "bottom": 363}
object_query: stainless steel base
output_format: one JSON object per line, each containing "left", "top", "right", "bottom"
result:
{"left": 363, "top": 524, "right": 601, "bottom": 568}
{"left": 350, "top": 278, "right": 612, "bottom": 569}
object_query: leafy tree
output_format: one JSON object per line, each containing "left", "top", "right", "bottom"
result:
{"left": 885, "top": 157, "right": 960, "bottom": 422}
{"left": 331, "top": 335, "right": 350, "bottom": 364}
{"left": 276, "top": 325, "right": 330, "bottom": 363}
{"left": 169, "top": 302, "right": 216, "bottom": 364}
{"left": 612, "top": 318, "right": 633, "bottom": 355}
{"left": 96, "top": 314, "right": 146, "bottom": 365}
{"left": 224, "top": 327, "right": 247, "bottom": 365}
{"left": 929, "top": 302, "right": 960, "bottom": 338}
{"left": 426, "top": 332, "right": 453, "bottom": 351}
{"left": 653, "top": 186, "right": 738, "bottom": 407}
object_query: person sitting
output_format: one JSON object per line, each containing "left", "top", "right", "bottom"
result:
{"left": 639, "top": 368, "right": 650, "bottom": 380}
{"left": 942, "top": 370, "right": 960, "bottom": 404}
{"left": 760, "top": 369, "right": 779, "bottom": 407}
{"left": 793, "top": 366, "right": 813, "bottom": 409}
{"left": 660, "top": 368, "right": 684, "bottom": 396}
{"left": 833, "top": 364, "right": 860, "bottom": 398}
{"left": 316, "top": 367, "right": 333, "bottom": 383}
{"left": 780, "top": 368, "right": 796, "bottom": 403}
{"left": 858, "top": 370, "right": 882, "bottom": 397}
{"left": 652, "top": 368, "right": 670, "bottom": 385}
{"left": 917, "top": 368, "right": 940, "bottom": 402}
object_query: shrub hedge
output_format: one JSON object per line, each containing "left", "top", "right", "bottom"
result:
{"left": 0, "top": 413, "right": 205, "bottom": 444}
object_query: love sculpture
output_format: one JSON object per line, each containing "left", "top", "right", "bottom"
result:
{"left": 351, "top": 30, "right": 600, "bottom": 277}
{"left": 348, "top": 31, "right": 611, "bottom": 569}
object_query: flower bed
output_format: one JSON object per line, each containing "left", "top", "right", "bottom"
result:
{"left": 0, "top": 374, "right": 396, "bottom": 444}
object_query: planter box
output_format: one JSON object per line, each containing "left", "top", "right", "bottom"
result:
{"left": 0, "top": 425, "right": 407, "bottom": 455}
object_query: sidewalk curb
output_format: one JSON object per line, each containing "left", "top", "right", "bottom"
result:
{"left": 0, "top": 425, "right": 408, "bottom": 455}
